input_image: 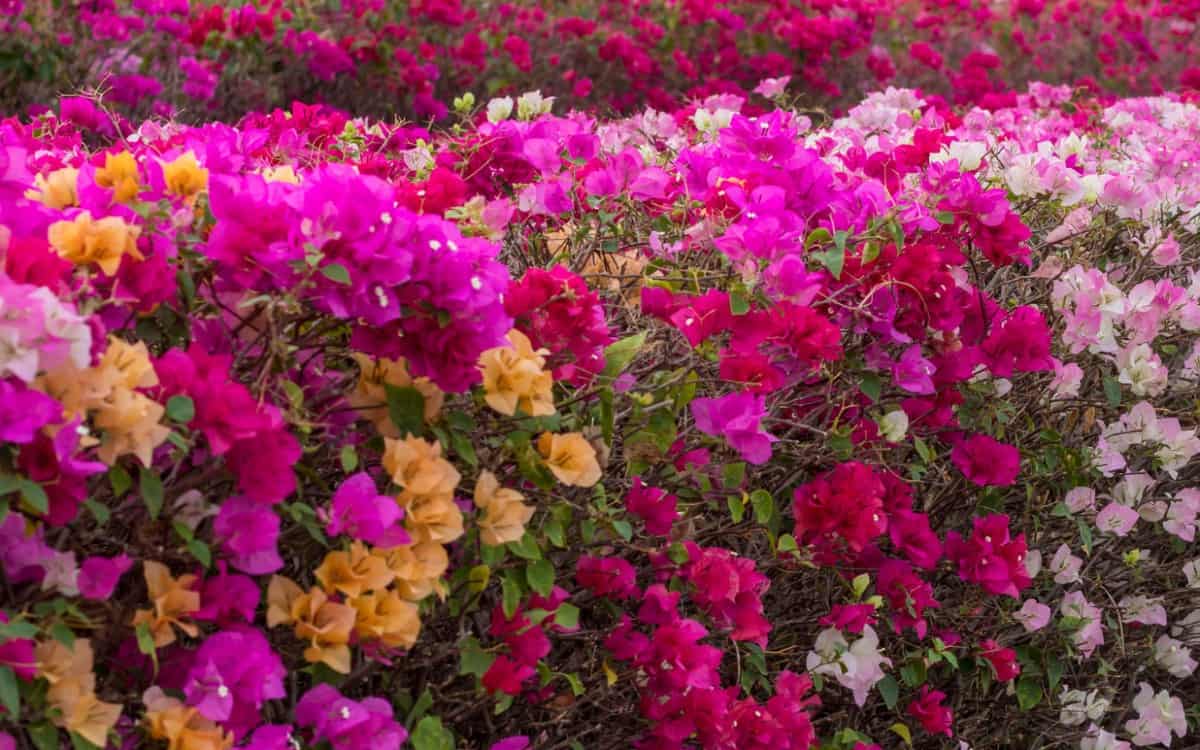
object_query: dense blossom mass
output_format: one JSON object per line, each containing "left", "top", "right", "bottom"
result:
{"left": 0, "top": 4, "right": 1199, "bottom": 749}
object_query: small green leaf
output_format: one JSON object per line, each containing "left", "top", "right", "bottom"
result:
{"left": 860, "top": 373, "right": 882, "bottom": 403}
{"left": 321, "top": 263, "right": 351, "bottom": 285}
{"left": 166, "top": 395, "right": 195, "bottom": 423}
{"left": 730, "top": 290, "right": 750, "bottom": 316}
{"left": 526, "top": 559, "right": 554, "bottom": 597}
{"left": 0, "top": 665, "right": 19, "bottom": 718}
{"left": 109, "top": 466, "right": 132, "bottom": 498}
{"left": 17, "top": 479, "right": 48, "bottom": 515}
{"left": 890, "top": 722, "right": 913, "bottom": 746}
{"left": 187, "top": 539, "right": 212, "bottom": 568}
{"left": 340, "top": 445, "right": 358, "bottom": 472}
{"left": 750, "top": 489, "right": 774, "bottom": 525}
{"left": 501, "top": 573, "right": 523, "bottom": 619}
{"left": 140, "top": 467, "right": 164, "bottom": 520}
{"left": 385, "top": 385, "right": 426, "bottom": 439}
{"left": 1016, "top": 676, "right": 1043, "bottom": 710}
{"left": 49, "top": 623, "right": 75, "bottom": 648}
{"left": 554, "top": 602, "right": 580, "bottom": 629}
{"left": 877, "top": 674, "right": 899, "bottom": 710}
{"left": 727, "top": 494, "right": 745, "bottom": 524}
{"left": 561, "top": 671, "right": 585, "bottom": 696}
{"left": 410, "top": 716, "right": 454, "bottom": 750}
{"left": 507, "top": 532, "right": 542, "bottom": 561}
{"left": 458, "top": 637, "right": 494, "bottom": 678}
{"left": 1103, "top": 375, "right": 1122, "bottom": 407}
{"left": 29, "top": 723, "right": 60, "bottom": 750}
{"left": 600, "top": 332, "right": 647, "bottom": 380}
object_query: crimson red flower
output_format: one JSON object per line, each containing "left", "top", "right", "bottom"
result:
{"left": 908, "top": 685, "right": 953, "bottom": 736}
{"left": 951, "top": 434, "right": 1020, "bottom": 487}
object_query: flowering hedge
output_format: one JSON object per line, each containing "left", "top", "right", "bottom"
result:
{"left": 7, "top": 0, "right": 1200, "bottom": 123}
{"left": 1, "top": 72, "right": 1199, "bottom": 750}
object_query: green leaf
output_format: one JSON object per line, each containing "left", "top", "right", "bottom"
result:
{"left": 877, "top": 674, "right": 899, "bottom": 710}
{"left": 501, "top": 573, "right": 523, "bottom": 619}
{"left": 340, "top": 445, "right": 358, "bottom": 472}
{"left": 860, "top": 373, "right": 882, "bottom": 402}
{"left": 526, "top": 559, "right": 555, "bottom": 597}
{"left": 18, "top": 479, "right": 48, "bottom": 515}
{"left": 561, "top": 671, "right": 585, "bottom": 696}
{"left": 135, "top": 621, "right": 158, "bottom": 666}
{"left": 1046, "top": 656, "right": 1064, "bottom": 692}
{"left": 750, "top": 489, "right": 774, "bottom": 525}
{"left": 507, "top": 532, "right": 543, "bottom": 561}
{"left": 321, "top": 263, "right": 351, "bottom": 285}
{"left": 385, "top": 385, "right": 426, "bottom": 439}
{"left": 554, "top": 603, "right": 580, "bottom": 629}
{"left": 600, "top": 332, "right": 647, "bottom": 380}
{"left": 459, "top": 637, "right": 494, "bottom": 678}
{"left": 187, "top": 539, "right": 212, "bottom": 568}
{"left": 1016, "top": 676, "right": 1043, "bottom": 710}
{"left": 611, "top": 518, "right": 634, "bottom": 541}
{"left": 109, "top": 466, "right": 132, "bottom": 498}
{"left": 727, "top": 494, "right": 745, "bottom": 524}
{"left": 1103, "top": 375, "right": 1122, "bottom": 407}
{"left": 29, "top": 723, "right": 59, "bottom": 750}
{"left": 730, "top": 290, "right": 750, "bottom": 316}
{"left": 410, "top": 716, "right": 454, "bottom": 750}
{"left": 83, "top": 499, "right": 110, "bottom": 525}
{"left": 406, "top": 688, "right": 434, "bottom": 726}
{"left": 899, "top": 660, "right": 926, "bottom": 687}
{"left": 49, "top": 623, "right": 75, "bottom": 648}
{"left": 140, "top": 467, "right": 164, "bottom": 520}
{"left": 0, "top": 665, "right": 19, "bottom": 718}
{"left": 890, "top": 722, "right": 913, "bottom": 747}
{"left": 165, "top": 395, "right": 195, "bottom": 423}
{"left": 722, "top": 462, "right": 746, "bottom": 489}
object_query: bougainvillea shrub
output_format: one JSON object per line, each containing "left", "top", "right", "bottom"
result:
{"left": 2, "top": 48, "right": 1200, "bottom": 750}
{"left": 8, "top": 0, "right": 1200, "bottom": 122}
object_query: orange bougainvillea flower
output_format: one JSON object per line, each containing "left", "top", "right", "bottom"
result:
{"left": 92, "top": 387, "right": 169, "bottom": 467}
{"left": 347, "top": 353, "right": 444, "bottom": 437}
{"left": 266, "top": 576, "right": 357, "bottom": 673}
{"left": 95, "top": 151, "right": 141, "bottom": 204}
{"left": 36, "top": 638, "right": 97, "bottom": 688}
{"left": 131, "top": 561, "right": 200, "bottom": 648}
{"left": 537, "top": 431, "right": 602, "bottom": 487}
{"left": 143, "top": 687, "right": 234, "bottom": 750}
{"left": 350, "top": 589, "right": 421, "bottom": 650}
{"left": 162, "top": 151, "right": 209, "bottom": 199}
{"left": 27, "top": 166, "right": 80, "bottom": 209}
{"left": 372, "top": 542, "right": 449, "bottom": 601}
{"left": 381, "top": 436, "right": 464, "bottom": 544}
{"left": 315, "top": 542, "right": 395, "bottom": 598}
{"left": 47, "top": 677, "right": 123, "bottom": 748}
{"left": 474, "top": 470, "right": 535, "bottom": 546}
{"left": 382, "top": 436, "right": 461, "bottom": 500}
{"left": 48, "top": 210, "right": 143, "bottom": 276}
{"left": 478, "top": 329, "right": 555, "bottom": 417}
{"left": 36, "top": 639, "right": 121, "bottom": 748}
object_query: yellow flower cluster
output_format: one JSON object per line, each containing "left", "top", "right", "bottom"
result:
{"left": 95, "top": 151, "right": 141, "bottom": 204}
{"left": 131, "top": 561, "right": 201, "bottom": 648}
{"left": 474, "top": 470, "right": 534, "bottom": 546}
{"left": 36, "top": 639, "right": 122, "bottom": 747}
{"left": 36, "top": 337, "right": 169, "bottom": 466}
{"left": 161, "top": 151, "right": 209, "bottom": 199}
{"left": 347, "top": 353, "right": 444, "bottom": 438}
{"left": 537, "top": 431, "right": 601, "bottom": 487}
{"left": 48, "top": 211, "right": 143, "bottom": 276}
{"left": 479, "top": 329, "right": 556, "bottom": 417}
{"left": 27, "top": 166, "right": 79, "bottom": 209}
{"left": 143, "top": 687, "right": 233, "bottom": 750}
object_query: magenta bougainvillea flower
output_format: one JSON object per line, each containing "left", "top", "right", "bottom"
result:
{"left": 691, "top": 392, "right": 777, "bottom": 465}
{"left": 945, "top": 514, "right": 1031, "bottom": 598}
{"left": 951, "top": 434, "right": 1020, "bottom": 486}
{"left": 325, "top": 472, "right": 410, "bottom": 547}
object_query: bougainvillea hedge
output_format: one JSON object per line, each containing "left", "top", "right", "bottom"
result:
{"left": 1, "top": 4, "right": 1200, "bottom": 750}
